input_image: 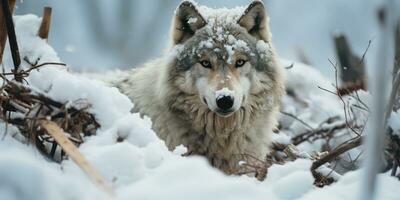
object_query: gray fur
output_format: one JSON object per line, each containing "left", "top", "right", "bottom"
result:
{"left": 110, "top": 1, "right": 285, "bottom": 173}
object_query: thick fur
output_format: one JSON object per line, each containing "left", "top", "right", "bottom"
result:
{"left": 111, "top": 1, "right": 285, "bottom": 173}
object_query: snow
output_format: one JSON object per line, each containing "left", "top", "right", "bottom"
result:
{"left": 388, "top": 111, "right": 400, "bottom": 136}
{"left": 196, "top": 4, "right": 245, "bottom": 27}
{"left": 0, "top": 136, "right": 105, "bottom": 200}
{"left": 272, "top": 132, "right": 292, "bottom": 145}
{"left": 199, "top": 38, "right": 214, "bottom": 49}
{"left": 0, "top": 12, "right": 399, "bottom": 200}
{"left": 224, "top": 37, "right": 250, "bottom": 64}
{"left": 302, "top": 171, "right": 400, "bottom": 200}
{"left": 280, "top": 59, "right": 343, "bottom": 137}
{"left": 256, "top": 40, "right": 273, "bottom": 59}
{"left": 172, "top": 144, "right": 188, "bottom": 156}
{"left": 265, "top": 159, "right": 315, "bottom": 199}
{"left": 215, "top": 87, "right": 235, "bottom": 100}
{"left": 187, "top": 17, "right": 198, "bottom": 24}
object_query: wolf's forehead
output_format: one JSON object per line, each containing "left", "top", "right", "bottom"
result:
{"left": 194, "top": 6, "right": 254, "bottom": 61}
{"left": 176, "top": 28, "right": 246, "bottom": 66}
{"left": 196, "top": 29, "right": 251, "bottom": 63}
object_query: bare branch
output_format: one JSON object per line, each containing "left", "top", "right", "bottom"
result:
{"left": 280, "top": 111, "right": 314, "bottom": 131}
{"left": 311, "top": 137, "right": 363, "bottom": 170}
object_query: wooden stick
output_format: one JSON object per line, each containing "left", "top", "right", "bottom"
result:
{"left": 1, "top": 0, "right": 21, "bottom": 82}
{"left": 40, "top": 120, "right": 115, "bottom": 196}
{"left": 311, "top": 137, "right": 362, "bottom": 170}
{"left": 38, "top": 7, "right": 52, "bottom": 40}
{"left": 0, "top": 0, "right": 15, "bottom": 64}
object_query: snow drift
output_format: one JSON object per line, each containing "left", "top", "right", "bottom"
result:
{"left": 0, "top": 14, "right": 399, "bottom": 200}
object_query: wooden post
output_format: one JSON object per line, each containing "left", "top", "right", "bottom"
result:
{"left": 334, "top": 34, "right": 365, "bottom": 84}
{"left": 38, "top": 7, "right": 52, "bottom": 40}
{"left": 334, "top": 34, "right": 368, "bottom": 96}
{"left": 0, "top": 0, "right": 16, "bottom": 64}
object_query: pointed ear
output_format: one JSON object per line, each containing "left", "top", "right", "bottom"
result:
{"left": 172, "top": 1, "right": 206, "bottom": 44}
{"left": 237, "top": 1, "right": 269, "bottom": 41}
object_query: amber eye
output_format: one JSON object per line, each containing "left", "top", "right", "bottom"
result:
{"left": 200, "top": 60, "right": 212, "bottom": 69}
{"left": 235, "top": 59, "right": 246, "bottom": 68}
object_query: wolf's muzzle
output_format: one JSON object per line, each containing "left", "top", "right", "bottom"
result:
{"left": 216, "top": 96, "right": 234, "bottom": 111}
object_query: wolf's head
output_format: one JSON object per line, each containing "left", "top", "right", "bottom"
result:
{"left": 167, "top": 1, "right": 282, "bottom": 119}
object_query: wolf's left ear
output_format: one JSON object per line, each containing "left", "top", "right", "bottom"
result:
{"left": 172, "top": 1, "right": 206, "bottom": 44}
{"left": 238, "top": 1, "right": 270, "bottom": 41}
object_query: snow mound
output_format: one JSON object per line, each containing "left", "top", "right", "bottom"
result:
{"left": 0, "top": 13, "right": 398, "bottom": 200}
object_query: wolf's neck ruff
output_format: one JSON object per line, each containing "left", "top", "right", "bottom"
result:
{"left": 167, "top": 90, "right": 272, "bottom": 139}
{"left": 169, "top": 93, "right": 249, "bottom": 138}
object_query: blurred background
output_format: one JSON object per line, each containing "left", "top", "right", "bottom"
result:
{"left": 15, "top": 0, "right": 400, "bottom": 77}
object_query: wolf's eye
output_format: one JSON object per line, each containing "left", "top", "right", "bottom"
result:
{"left": 235, "top": 59, "right": 246, "bottom": 68}
{"left": 200, "top": 60, "right": 212, "bottom": 69}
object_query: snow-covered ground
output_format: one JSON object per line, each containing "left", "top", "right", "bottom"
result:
{"left": 0, "top": 13, "right": 399, "bottom": 200}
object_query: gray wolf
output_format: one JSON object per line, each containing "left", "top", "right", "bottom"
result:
{"left": 110, "top": 0, "right": 285, "bottom": 173}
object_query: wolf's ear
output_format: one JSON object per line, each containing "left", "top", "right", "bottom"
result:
{"left": 238, "top": 1, "right": 269, "bottom": 41}
{"left": 172, "top": 1, "right": 206, "bottom": 44}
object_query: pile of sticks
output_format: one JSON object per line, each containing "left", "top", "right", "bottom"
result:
{"left": 0, "top": 0, "right": 115, "bottom": 195}
{"left": 0, "top": 79, "right": 99, "bottom": 161}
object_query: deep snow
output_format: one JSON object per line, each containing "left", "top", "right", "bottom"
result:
{"left": 0, "top": 13, "right": 399, "bottom": 200}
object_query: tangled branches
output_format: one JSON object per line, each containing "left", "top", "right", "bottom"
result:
{"left": 0, "top": 73, "right": 100, "bottom": 161}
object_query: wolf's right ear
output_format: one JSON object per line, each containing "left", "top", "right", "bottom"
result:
{"left": 172, "top": 1, "right": 206, "bottom": 44}
{"left": 238, "top": 1, "right": 270, "bottom": 41}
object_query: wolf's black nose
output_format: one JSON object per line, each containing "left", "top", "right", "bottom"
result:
{"left": 216, "top": 96, "right": 234, "bottom": 110}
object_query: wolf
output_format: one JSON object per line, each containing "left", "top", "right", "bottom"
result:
{"left": 110, "top": 0, "right": 285, "bottom": 173}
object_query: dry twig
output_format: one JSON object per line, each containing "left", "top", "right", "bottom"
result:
{"left": 40, "top": 120, "right": 115, "bottom": 196}
{"left": 311, "top": 137, "right": 363, "bottom": 170}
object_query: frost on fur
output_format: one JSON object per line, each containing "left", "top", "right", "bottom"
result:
{"left": 171, "top": 1, "right": 273, "bottom": 66}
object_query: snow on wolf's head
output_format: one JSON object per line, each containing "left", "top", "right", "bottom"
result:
{"left": 167, "top": 0, "right": 282, "bottom": 119}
